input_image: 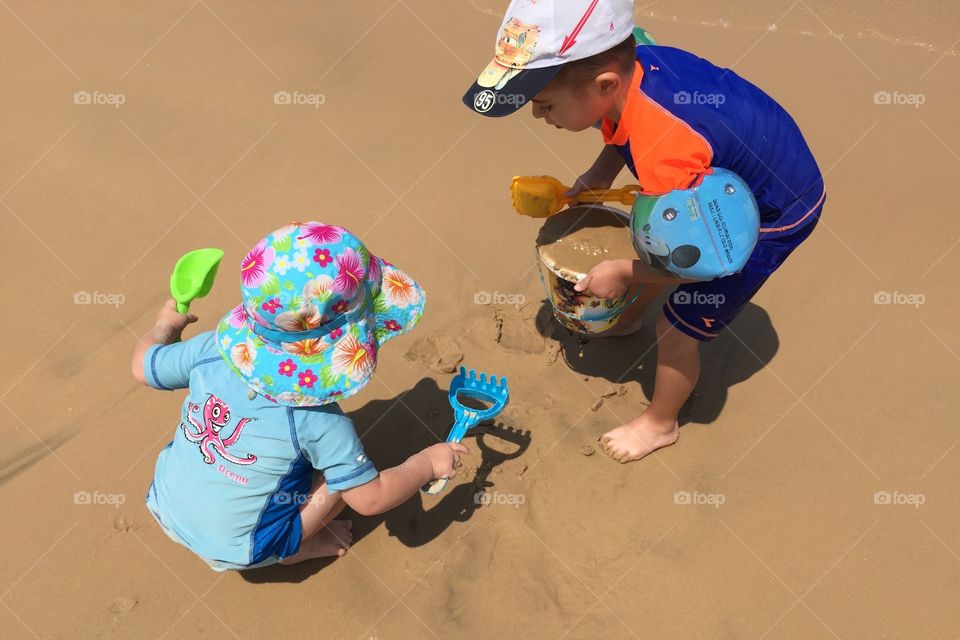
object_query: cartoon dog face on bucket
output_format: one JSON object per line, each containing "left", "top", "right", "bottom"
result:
{"left": 629, "top": 169, "right": 760, "bottom": 280}
{"left": 633, "top": 222, "right": 703, "bottom": 275}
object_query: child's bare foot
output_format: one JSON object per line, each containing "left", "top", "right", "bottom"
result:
{"left": 279, "top": 520, "right": 353, "bottom": 564}
{"left": 599, "top": 413, "right": 678, "bottom": 463}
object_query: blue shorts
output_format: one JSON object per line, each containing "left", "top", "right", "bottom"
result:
{"left": 663, "top": 196, "right": 824, "bottom": 341}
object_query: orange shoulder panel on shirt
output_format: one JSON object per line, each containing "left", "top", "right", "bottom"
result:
{"left": 602, "top": 62, "right": 713, "bottom": 195}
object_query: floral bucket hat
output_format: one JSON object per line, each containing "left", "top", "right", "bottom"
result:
{"left": 215, "top": 222, "right": 425, "bottom": 407}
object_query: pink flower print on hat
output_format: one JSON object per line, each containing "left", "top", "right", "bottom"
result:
{"left": 240, "top": 239, "right": 276, "bottom": 287}
{"left": 313, "top": 248, "right": 332, "bottom": 267}
{"left": 298, "top": 223, "right": 343, "bottom": 245}
{"left": 278, "top": 358, "right": 297, "bottom": 377}
{"left": 298, "top": 369, "right": 317, "bottom": 389}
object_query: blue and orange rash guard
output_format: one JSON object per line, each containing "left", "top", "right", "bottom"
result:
{"left": 602, "top": 46, "right": 825, "bottom": 237}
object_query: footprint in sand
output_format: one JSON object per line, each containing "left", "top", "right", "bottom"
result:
{"left": 113, "top": 516, "right": 134, "bottom": 533}
{"left": 492, "top": 306, "right": 545, "bottom": 354}
{"left": 590, "top": 384, "right": 628, "bottom": 412}
{"left": 109, "top": 596, "right": 138, "bottom": 616}
{"left": 404, "top": 334, "right": 464, "bottom": 373}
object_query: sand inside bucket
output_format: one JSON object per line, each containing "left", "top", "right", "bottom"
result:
{"left": 536, "top": 206, "right": 636, "bottom": 280}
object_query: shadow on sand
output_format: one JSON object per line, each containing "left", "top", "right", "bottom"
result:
{"left": 242, "top": 377, "right": 530, "bottom": 584}
{"left": 532, "top": 291, "right": 779, "bottom": 426}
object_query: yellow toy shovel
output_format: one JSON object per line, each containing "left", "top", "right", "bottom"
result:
{"left": 510, "top": 175, "right": 640, "bottom": 218}
{"left": 170, "top": 248, "right": 224, "bottom": 313}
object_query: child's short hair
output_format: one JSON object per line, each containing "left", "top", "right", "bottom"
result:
{"left": 553, "top": 34, "right": 637, "bottom": 89}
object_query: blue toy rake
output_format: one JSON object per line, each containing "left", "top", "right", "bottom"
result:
{"left": 422, "top": 366, "right": 510, "bottom": 495}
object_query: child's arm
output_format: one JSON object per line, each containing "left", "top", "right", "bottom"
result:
{"left": 566, "top": 145, "right": 627, "bottom": 200}
{"left": 131, "top": 300, "right": 198, "bottom": 384}
{"left": 340, "top": 443, "right": 468, "bottom": 516}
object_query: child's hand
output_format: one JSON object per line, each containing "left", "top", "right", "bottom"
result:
{"left": 422, "top": 442, "right": 469, "bottom": 479}
{"left": 565, "top": 168, "right": 615, "bottom": 205}
{"left": 132, "top": 300, "right": 199, "bottom": 383}
{"left": 574, "top": 259, "right": 634, "bottom": 299}
{"left": 153, "top": 300, "right": 198, "bottom": 342}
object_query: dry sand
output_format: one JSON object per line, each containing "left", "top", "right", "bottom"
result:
{"left": 2, "top": 1, "right": 959, "bottom": 639}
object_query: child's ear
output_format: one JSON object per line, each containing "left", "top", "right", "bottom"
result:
{"left": 595, "top": 71, "right": 621, "bottom": 96}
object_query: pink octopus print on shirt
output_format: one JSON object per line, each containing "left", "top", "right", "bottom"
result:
{"left": 182, "top": 394, "right": 257, "bottom": 465}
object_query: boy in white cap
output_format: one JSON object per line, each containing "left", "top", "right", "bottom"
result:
{"left": 132, "top": 222, "right": 467, "bottom": 570}
{"left": 463, "top": 1, "right": 824, "bottom": 463}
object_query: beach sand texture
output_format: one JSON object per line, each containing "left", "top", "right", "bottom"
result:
{"left": 1, "top": 1, "right": 959, "bottom": 638}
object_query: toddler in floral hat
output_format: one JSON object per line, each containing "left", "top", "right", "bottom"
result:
{"left": 131, "top": 222, "right": 467, "bottom": 570}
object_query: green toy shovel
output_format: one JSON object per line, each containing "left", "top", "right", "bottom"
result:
{"left": 170, "top": 248, "right": 224, "bottom": 313}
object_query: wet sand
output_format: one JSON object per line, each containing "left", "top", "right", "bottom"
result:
{"left": 537, "top": 205, "right": 635, "bottom": 278}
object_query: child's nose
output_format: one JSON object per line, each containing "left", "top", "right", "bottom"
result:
{"left": 531, "top": 103, "right": 544, "bottom": 119}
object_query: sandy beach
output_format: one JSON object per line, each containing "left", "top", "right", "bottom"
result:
{"left": 2, "top": 1, "right": 959, "bottom": 638}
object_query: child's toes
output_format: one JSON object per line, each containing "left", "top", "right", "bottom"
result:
{"left": 605, "top": 445, "right": 627, "bottom": 462}
{"left": 327, "top": 520, "right": 353, "bottom": 547}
